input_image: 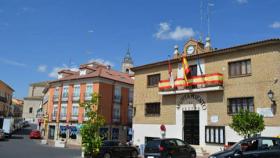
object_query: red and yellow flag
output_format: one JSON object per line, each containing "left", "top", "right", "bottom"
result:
{"left": 182, "top": 55, "right": 190, "bottom": 82}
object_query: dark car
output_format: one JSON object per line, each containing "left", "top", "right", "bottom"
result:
{"left": 144, "top": 138, "right": 196, "bottom": 158}
{"left": 97, "top": 140, "right": 139, "bottom": 158}
{"left": 209, "top": 137, "right": 280, "bottom": 158}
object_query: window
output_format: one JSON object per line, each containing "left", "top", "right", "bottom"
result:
{"left": 261, "top": 139, "right": 280, "bottom": 150}
{"left": 228, "top": 97, "right": 254, "bottom": 114}
{"left": 60, "top": 106, "right": 67, "bottom": 118}
{"left": 145, "top": 103, "right": 160, "bottom": 116}
{"left": 72, "top": 106, "right": 79, "bottom": 117}
{"left": 85, "top": 84, "right": 93, "bottom": 97}
{"left": 62, "top": 87, "right": 68, "bottom": 98}
{"left": 187, "top": 65, "right": 197, "bottom": 78}
{"left": 73, "top": 86, "right": 80, "bottom": 97}
{"left": 229, "top": 59, "right": 251, "bottom": 77}
{"left": 29, "top": 107, "right": 33, "bottom": 113}
{"left": 114, "top": 86, "right": 121, "bottom": 103}
{"left": 205, "top": 126, "right": 225, "bottom": 144}
{"left": 52, "top": 106, "right": 58, "bottom": 119}
{"left": 175, "top": 139, "right": 186, "bottom": 146}
{"left": 113, "top": 103, "right": 120, "bottom": 122}
{"left": 147, "top": 74, "right": 160, "bottom": 87}
{"left": 241, "top": 139, "right": 259, "bottom": 152}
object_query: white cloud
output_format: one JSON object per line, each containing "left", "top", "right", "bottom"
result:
{"left": 237, "top": 0, "right": 248, "bottom": 4}
{"left": 0, "top": 58, "right": 26, "bottom": 67}
{"left": 154, "top": 22, "right": 195, "bottom": 41}
{"left": 270, "top": 21, "right": 280, "bottom": 29}
{"left": 88, "top": 58, "right": 114, "bottom": 67}
{"left": 48, "top": 64, "right": 79, "bottom": 78}
{"left": 37, "top": 65, "right": 47, "bottom": 72}
{"left": 88, "top": 30, "right": 94, "bottom": 33}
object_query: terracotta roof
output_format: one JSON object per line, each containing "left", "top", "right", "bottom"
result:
{"left": 132, "top": 38, "right": 280, "bottom": 71}
{"left": 50, "top": 64, "right": 134, "bottom": 85}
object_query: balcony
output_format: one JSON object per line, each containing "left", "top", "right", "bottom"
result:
{"left": 72, "top": 93, "right": 80, "bottom": 101}
{"left": 158, "top": 73, "right": 224, "bottom": 95}
{"left": 52, "top": 113, "right": 57, "bottom": 121}
{"left": 60, "top": 113, "right": 67, "bottom": 120}
{"left": 114, "top": 95, "right": 121, "bottom": 103}
{"left": 71, "top": 114, "right": 78, "bottom": 121}
{"left": 53, "top": 95, "right": 59, "bottom": 102}
{"left": 61, "top": 94, "right": 68, "bottom": 101}
{"left": 84, "top": 92, "right": 92, "bottom": 101}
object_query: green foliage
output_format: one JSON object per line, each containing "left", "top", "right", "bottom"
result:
{"left": 229, "top": 110, "right": 265, "bottom": 138}
{"left": 80, "top": 93, "right": 105, "bottom": 157}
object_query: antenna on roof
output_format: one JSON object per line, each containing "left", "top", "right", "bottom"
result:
{"left": 205, "top": 0, "right": 214, "bottom": 49}
{"left": 199, "top": 0, "right": 204, "bottom": 42}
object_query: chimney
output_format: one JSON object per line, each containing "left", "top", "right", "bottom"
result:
{"left": 173, "top": 45, "right": 180, "bottom": 59}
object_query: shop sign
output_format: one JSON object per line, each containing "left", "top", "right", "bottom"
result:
{"left": 257, "top": 108, "right": 274, "bottom": 117}
{"left": 177, "top": 94, "right": 207, "bottom": 110}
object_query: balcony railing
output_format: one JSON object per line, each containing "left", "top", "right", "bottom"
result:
{"left": 71, "top": 114, "right": 78, "bottom": 120}
{"left": 84, "top": 92, "right": 92, "bottom": 101}
{"left": 62, "top": 93, "right": 68, "bottom": 101}
{"left": 53, "top": 95, "right": 59, "bottom": 102}
{"left": 72, "top": 93, "right": 80, "bottom": 101}
{"left": 114, "top": 95, "right": 121, "bottom": 103}
{"left": 112, "top": 115, "right": 120, "bottom": 123}
{"left": 60, "top": 113, "right": 67, "bottom": 120}
{"left": 158, "top": 73, "right": 223, "bottom": 94}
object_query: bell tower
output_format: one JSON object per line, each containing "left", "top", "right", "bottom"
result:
{"left": 121, "top": 47, "right": 134, "bottom": 74}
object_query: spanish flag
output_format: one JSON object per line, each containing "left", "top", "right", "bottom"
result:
{"left": 182, "top": 55, "right": 190, "bottom": 82}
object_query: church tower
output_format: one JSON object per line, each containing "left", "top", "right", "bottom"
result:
{"left": 121, "top": 47, "right": 134, "bottom": 74}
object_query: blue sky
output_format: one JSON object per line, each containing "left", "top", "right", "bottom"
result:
{"left": 0, "top": 0, "right": 279, "bottom": 99}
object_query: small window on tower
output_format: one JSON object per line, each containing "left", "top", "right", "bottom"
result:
{"left": 126, "top": 69, "right": 129, "bottom": 73}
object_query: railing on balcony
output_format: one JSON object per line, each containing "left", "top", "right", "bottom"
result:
{"left": 53, "top": 95, "right": 59, "bottom": 102}
{"left": 114, "top": 95, "right": 121, "bottom": 103}
{"left": 60, "top": 113, "right": 67, "bottom": 120}
{"left": 61, "top": 93, "right": 68, "bottom": 101}
{"left": 73, "top": 93, "right": 80, "bottom": 101}
{"left": 84, "top": 92, "right": 92, "bottom": 101}
{"left": 71, "top": 114, "right": 78, "bottom": 120}
{"left": 52, "top": 112, "right": 57, "bottom": 120}
{"left": 159, "top": 73, "right": 223, "bottom": 93}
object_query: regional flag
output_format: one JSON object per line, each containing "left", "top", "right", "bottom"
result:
{"left": 182, "top": 55, "right": 190, "bottom": 82}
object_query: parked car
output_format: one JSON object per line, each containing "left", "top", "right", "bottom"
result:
{"left": 0, "top": 129, "right": 5, "bottom": 140}
{"left": 22, "top": 121, "right": 29, "bottom": 127}
{"left": 97, "top": 140, "right": 139, "bottom": 158}
{"left": 144, "top": 138, "right": 196, "bottom": 158}
{"left": 208, "top": 137, "right": 280, "bottom": 158}
{"left": 29, "top": 130, "right": 41, "bottom": 139}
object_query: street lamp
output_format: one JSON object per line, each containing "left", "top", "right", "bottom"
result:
{"left": 267, "top": 90, "right": 274, "bottom": 102}
{"left": 267, "top": 89, "right": 277, "bottom": 114}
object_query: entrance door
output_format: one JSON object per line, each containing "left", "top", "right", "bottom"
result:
{"left": 48, "top": 125, "right": 55, "bottom": 139}
{"left": 183, "top": 111, "right": 199, "bottom": 145}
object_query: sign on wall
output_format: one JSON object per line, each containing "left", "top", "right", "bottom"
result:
{"left": 257, "top": 108, "right": 274, "bottom": 118}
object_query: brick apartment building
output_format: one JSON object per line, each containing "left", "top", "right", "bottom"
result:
{"left": 132, "top": 38, "right": 280, "bottom": 154}
{"left": 46, "top": 57, "right": 134, "bottom": 145}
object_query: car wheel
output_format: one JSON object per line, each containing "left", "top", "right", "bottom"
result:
{"left": 103, "top": 153, "right": 111, "bottom": 158}
{"left": 190, "top": 152, "right": 196, "bottom": 158}
{"left": 131, "top": 150, "right": 138, "bottom": 158}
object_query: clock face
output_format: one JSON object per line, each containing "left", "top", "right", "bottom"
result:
{"left": 187, "top": 45, "right": 195, "bottom": 55}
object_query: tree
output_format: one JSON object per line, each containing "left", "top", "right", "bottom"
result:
{"left": 229, "top": 110, "right": 265, "bottom": 138}
{"left": 80, "top": 93, "right": 105, "bottom": 157}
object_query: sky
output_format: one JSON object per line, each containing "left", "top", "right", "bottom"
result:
{"left": 0, "top": 0, "right": 279, "bottom": 99}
